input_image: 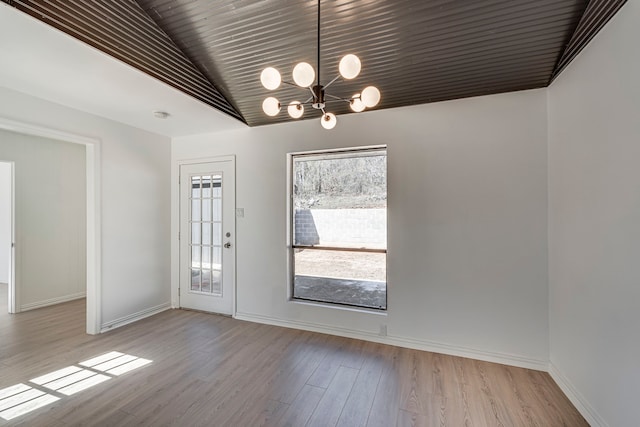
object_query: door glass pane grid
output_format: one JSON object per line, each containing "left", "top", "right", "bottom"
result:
{"left": 190, "top": 174, "right": 223, "bottom": 296}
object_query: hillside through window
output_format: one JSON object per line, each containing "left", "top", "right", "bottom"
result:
{"left": 290, "top": 148, "right": 387, "bottom": 310}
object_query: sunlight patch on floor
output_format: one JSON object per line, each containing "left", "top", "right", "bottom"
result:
{"left": 80, "top": 351, "right": 152, "bottom": 376}
{"left": 0, "top": 384, "right": 59, "bottom": 420}
{"left": 57, "top": 374, "right": 111, "bottom": 396}
{"left": 0, "top": 351, "right": 152, "bottom": 420}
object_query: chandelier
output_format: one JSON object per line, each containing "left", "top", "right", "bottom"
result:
{"left": 259, "top": 0, "right": 380, "bottom": 129}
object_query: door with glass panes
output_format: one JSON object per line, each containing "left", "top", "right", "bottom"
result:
{"left": 179, "top": 160, "right": 235, "bottom": 314}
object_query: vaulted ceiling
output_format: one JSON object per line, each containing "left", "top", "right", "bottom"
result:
{"left": 3, "top": 0, "right": 627, "bottom": 127}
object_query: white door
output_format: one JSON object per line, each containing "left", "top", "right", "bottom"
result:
{"left": 179, "top": 159, "right": 235, "bottom": 315}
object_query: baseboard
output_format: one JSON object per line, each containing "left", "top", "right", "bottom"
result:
{"left": 385, "top": 333, "right": 548, "bottom": 371}
{"left": 548, "top": 361, "right": 609, "bottom": 427}
{"left": 234, "top": 311, "right": 548, "bottom": 371}
{"left": 100, "top": 302, "right": 171, "bottom": 333}
{"left": 20, "top": 292, "right": 86, "bottom": 311}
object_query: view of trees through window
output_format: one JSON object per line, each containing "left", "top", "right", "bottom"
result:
{"left": 291, "top": 148, "right": 387, "bottom": 310}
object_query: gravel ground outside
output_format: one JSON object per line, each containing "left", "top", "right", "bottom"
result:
{"left": 294, "top": 249, "right": 386, "bottom": 281}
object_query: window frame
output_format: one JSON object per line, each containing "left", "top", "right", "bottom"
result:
{"left": 287, "top": 145, "right": 388, "bottom": 311}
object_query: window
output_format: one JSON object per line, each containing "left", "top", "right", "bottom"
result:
{"left": 190, "top": 175, "right": 223, "bottom": 295}
{"left": 290, "top": 147, "right": 387, "bottom": 310}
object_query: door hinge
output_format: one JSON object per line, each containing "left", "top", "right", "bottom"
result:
{"left": 178, "top": 232, "right": 181, "bottom": 240}
{"left": 178, "top": 287, "right": 181, "bottom": 296}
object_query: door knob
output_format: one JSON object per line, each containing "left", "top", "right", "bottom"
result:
{"left": 224, "top": 242, "right": 232, "bottom": 249}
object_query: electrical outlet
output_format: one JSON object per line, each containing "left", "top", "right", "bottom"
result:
{"left": 379, "top": 324, "right": 387, "bottom": 336}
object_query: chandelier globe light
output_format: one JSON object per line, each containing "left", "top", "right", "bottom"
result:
{"left": 361, "top": 86, "right": 381, "bottom": 108}
{"left": 260, "top": 0, "right": 380, "bottom": 129}
{"left": 292, "top": 62, "right": 316, "bottom": 87}
{"left": 321, "top": 113, "right": 337, "bottom": 130}
{"left": 288, "top": 101, "right": 304, "bottom": 119}
{"left": 350, "top": 93, "right": 366, "bottom": 112}
{"left": 262, "top": 97, "right": 280, "bottom": 117}
{"left": 260, "top": 67, "right": 281, "bottom": 90}
{"left": 339, "top": 54, "right": 361, "bottom": 79}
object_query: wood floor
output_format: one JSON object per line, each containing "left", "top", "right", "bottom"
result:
{"left": 0, "top": 284, "right": 587, "bottom": 426}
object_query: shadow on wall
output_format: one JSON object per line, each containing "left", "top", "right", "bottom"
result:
{"left": 294, "top": 209, "right": 319, "bottom": 245}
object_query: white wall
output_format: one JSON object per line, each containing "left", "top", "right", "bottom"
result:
{"left": 0, "top": 87, "right": 171, "bottom": 328}
{"left": 173, "top": 88, "right": 549, "bottom": 368}
{"left": 0, "top": 162, "right": 10, "bottom": 284}
{"left": 547, "top": 1, "right": 640, "bottom": 426}
{"left": 0, "top": 131, "right": 85, "bottom": 308}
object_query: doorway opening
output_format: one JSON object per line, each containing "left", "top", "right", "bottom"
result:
{"left": 0, "top": 133, "right": 86, "bottom": 317}
{"left": 0, "top": 118, "right": 101, "bottom": 334}
{"left": 0, "top": 161, "right": 14, "bottom": 314}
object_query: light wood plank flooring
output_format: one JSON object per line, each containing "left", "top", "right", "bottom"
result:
{"left": 0, "top": 283, "right": 587, "bottom": 426}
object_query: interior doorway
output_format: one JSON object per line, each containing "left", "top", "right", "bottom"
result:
{"left": 0, "top": 132, "right": 86, "bottom": 316}
{"left": 0, "top": 118, "right": 100, "bottom": 334}
{"left": 0, "top": 161, "right": 14, "bottom": 313}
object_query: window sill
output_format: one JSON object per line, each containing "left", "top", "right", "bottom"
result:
{"left": 289, "top": 297, "right": 388, "bottom": 316}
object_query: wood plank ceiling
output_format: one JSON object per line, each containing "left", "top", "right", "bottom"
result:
{"left": 3, "top": 0, "right": 628, "bottom": 127}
